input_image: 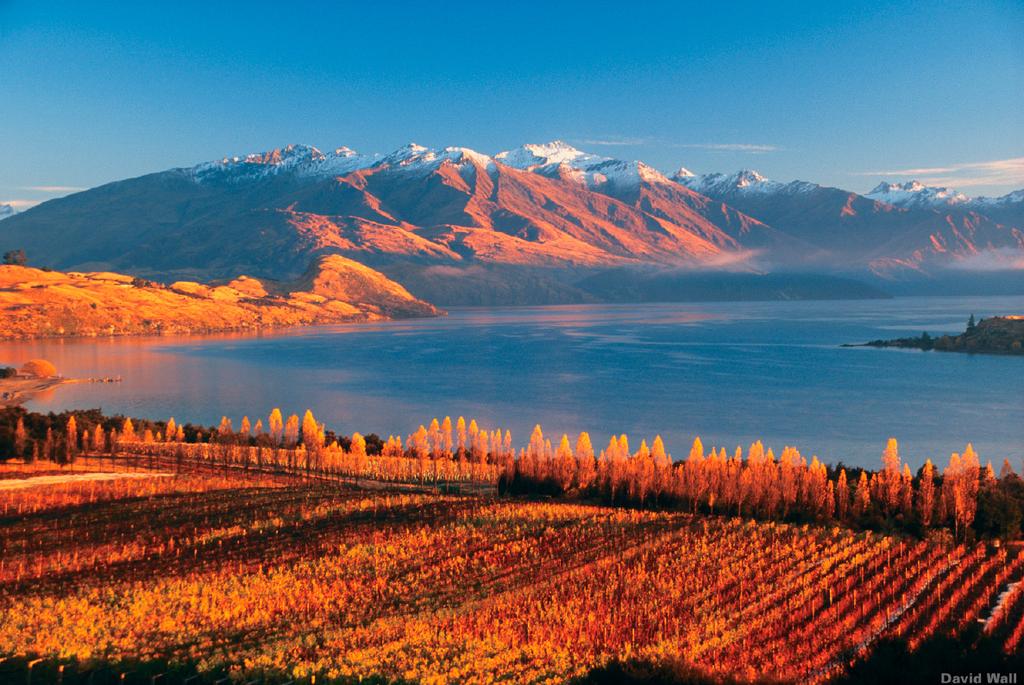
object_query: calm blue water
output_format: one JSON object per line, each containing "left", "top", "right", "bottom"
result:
{"left": 2, "top": 296, "right": 1022, "bottom": 470}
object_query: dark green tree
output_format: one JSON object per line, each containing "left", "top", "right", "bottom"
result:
{"left": 2, "top": 249, "right": 27, "bottom": 266}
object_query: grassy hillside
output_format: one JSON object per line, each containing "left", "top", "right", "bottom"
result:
{"left": 0, "top": 255, "right": 440, "bottom": 340}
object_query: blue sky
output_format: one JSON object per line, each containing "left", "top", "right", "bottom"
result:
{"left": 1, "top": 0, "right": 1022, "bottom": 209}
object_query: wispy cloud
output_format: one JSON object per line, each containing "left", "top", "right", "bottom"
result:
{"left": 947, "top": 248, "right": 1024, "bottom": 271}
{"left": 672, "top": 143, "right": 782, "bottom": 154}
{"left": 571, "top": 138, "right": 782, "bottom": 154}
{"left": 853, "top": 157, "right": 1024, "bottom": 189}
{"left": 574, "top": 136, "right": 653, "bottom": 147}
{"left": 19, "top": 185, "right": 87, "bottom": 193}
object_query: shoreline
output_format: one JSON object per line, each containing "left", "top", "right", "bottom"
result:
{"left": 0, "top": 310, "right": 446, "bottom": 343}
{"left": 0, "top": 377, "right": 78, "bottom": 407}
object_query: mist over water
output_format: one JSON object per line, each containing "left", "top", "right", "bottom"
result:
{"left": 2, "top": 295, "right": 1021, "bottom": 470}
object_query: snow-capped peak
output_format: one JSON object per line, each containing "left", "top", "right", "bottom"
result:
{"left": 866, "top": 180, "right": 971, "bottom": 209}
{"left": 379, "top": 144, "right": 495, "bottom": 171}
{"left": 734, "top": 169, "right": 768, "bottom": 187}
{"left": 191, "top": 143, "right": 375, "bottom": 182}
{"left": 442, "top": 146, "right": 495, "bottom": 169}
{"left": 380, "top": 143, "right": 431, "bottom": 166}
{"left": 496, "top": 141, "right": 673, "bottom": 190}
{"left": 495, "top": 140, "right": 603, "bottom": 170}
{"left": 673, "top": 166, "right": 696, "bottom": 179}
{"left": 0, "top": 203, "right": 16, "bottom": 221}
{"left": 677, "top": 169, "right": 780, "bottom": 195}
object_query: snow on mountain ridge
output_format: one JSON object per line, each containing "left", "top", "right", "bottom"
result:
{"left": 973, "top": 189, "right": 1024, "bottom": 207}
{"left": 186, "top": 142, "right": 1023, "bottom": 210}
{"left": 192, "top": 142, "right": 501, "bottom": 183}
{"left": 191, "top": 143, "right": 378, "bottom": 182}
{"left": 495, "top": 141, "right": 675, "bottom": 190}
{"left": 676, "top": 170, "right": 790, "bottom": 196}
{"left": 383, "top": 144, "right": 495, "bottom": 171}
{"left": 190, "top": 139, "right": 693, "bottom": 191}
{"left": 866, "top": 180, "right": 971, "bottom": 208}
{"left": 494, "top": 140, "right": 604, "bottom": 169}
{"left": 867, "top": 180, "right": 1024, "bottom": 210}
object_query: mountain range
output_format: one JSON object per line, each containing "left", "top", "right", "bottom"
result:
{"left": 1, "top": 141, "right": 1021, "bottom": 304}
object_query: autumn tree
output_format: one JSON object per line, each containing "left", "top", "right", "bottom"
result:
{"left": 456, "top": 416, "right": 467, "bottom": 457}
{"left": 900, "top": 463, "right": 914, "bottom": 519}
{"left": 917, "top": 460, "right": 935, "bottom": 528}
{"left": 471, "top": 426, "right": 488, "bottom": 465}
{"left": 468, "top": 420, "right": 480, "bottom": 461}
{"left": 1000, "top": 459, "right": 1016, "bottom": 480}
{"left": 853, "top": 471, "right": 871, "bottom": 517}
{"left": 92, "top": 424, "right": 106, "bottom": 453}
{"left": 65, "top": 415, "right": 78, "bottom": 464}
{"left": 121, "top": 418, "right": 136, "bottom": 442}
{"left": 13, "top": 417, "right": 27, "bottom": 458}
{"left": 633, "top": 439, "right": 656, "bottom": 505}
{"left": 268, "top": 408, "right": 284, "bottom": 445}
{"left": 952, "top": 444, "right": 981, "bottom": 538}
{"left": 878, "top": 438, "right": 903, "bottom": 514}
{"left": 575, "top": 432, "right": 596, "bottom": 489}
{"left": 284, "top": 414, "right": 299, "bottom": 448}
{"left": 685, "top": 437, "right": 706, "bottom": 513}
{"left": 350, "top": 432, "right": 368, "bottom": 475}
{"left": 441, "top": 416, "right": 453, "bottom": 457}
{"left": 554, "top": 434, "right": 575, "bottom": 492}
{"left": 651, "top": 436, "right": 672, "bottom": 500}
{"left": 427, "top": 418, "right": 441, "bottom": 458}
{"left": 805, "top": 457, "right": 829, "bottom": 518}
{"left": 217, "top": 416, "right": 234, "bottom": 439}
{"left": 301, "top": 410, "right": 319, "bottom": 448}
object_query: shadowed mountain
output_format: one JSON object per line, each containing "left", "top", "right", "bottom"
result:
{"left": 676, "top": 170, "right": 1024, "bottom": 276}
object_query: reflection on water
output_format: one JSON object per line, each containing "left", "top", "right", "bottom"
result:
{"left": 1, "top": 296, "right": 1022, "bottom": 470}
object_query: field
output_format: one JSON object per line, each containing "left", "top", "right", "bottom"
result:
{"left": 1, "top": 458, "right": 1022, "bottom": 684}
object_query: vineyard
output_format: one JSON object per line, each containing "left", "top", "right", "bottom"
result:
{"left": 0, "top": 457, "right": 1022, "bottom": 684}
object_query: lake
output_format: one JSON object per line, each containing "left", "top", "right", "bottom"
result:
{"left": 1, "top": 295, "right": 1022, "bottom": 470}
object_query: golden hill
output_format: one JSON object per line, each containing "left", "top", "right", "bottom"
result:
{"left": 0, "top": 255, "right": 440, "bottom": 339}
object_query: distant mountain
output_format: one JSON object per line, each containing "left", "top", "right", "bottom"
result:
{"left": 1, "top": 141, "right": 1022, "bottom": 303}
{"left": 866, "top": 180, "right": 1024, "bottom": 211}
{"left": 0, "top": 254, "right": 439, "bottom": 340}
{"left": 865, "top": 181, "right": 1024, "bottom": 235}
{"left": 866, "top": 180, "right": 971, "bottom": 209}
{"left": 676, "top": 170, "right": 1024, "bottom": 275}
{"left": 0, "top": 204, "right": 15, "bottom": 221}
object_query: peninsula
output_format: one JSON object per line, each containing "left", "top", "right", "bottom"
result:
{"left": 848, "top": 315, "right": 1024, "bottom": 355}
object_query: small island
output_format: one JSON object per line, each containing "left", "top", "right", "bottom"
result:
{"left": 846, "top": 314, "right": 1024, "bottom": 355}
